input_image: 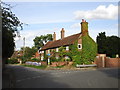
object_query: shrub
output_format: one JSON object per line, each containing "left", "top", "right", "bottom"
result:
{"left": 8, "top": 58, "right": 19, "bottom": 64}
{"left": 31, "top": 58, "right": 40, "bottom": 62}
{"left": 50, "top": 56, "right": 58, "bottom": 62}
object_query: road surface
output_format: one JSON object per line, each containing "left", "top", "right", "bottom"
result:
{"left": 6, "top": 65, "right": 119, "bottom": 88}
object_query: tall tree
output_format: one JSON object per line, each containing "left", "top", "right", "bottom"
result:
{"left": 96, "top": 32, "right": 107, "bottom": 54}
{"left": 33, "top": 34, "right": 53, "bottom": 49}
{"left": 2, "top": 2, "right": 23, "bottom": 67}
{"left": 97, "top": 32, "right": 120, "bottom": 57}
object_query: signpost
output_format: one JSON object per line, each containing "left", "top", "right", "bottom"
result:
{"left": 47, "top": 53, "right": 51, "bottom": 65}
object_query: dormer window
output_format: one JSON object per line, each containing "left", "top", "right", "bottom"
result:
{"left": 78, "top": 44, "right": 82, "bottom": 49}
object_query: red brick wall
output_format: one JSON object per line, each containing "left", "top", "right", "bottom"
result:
{"left": 78, "top": 38, "right": 82, "bottom": 44}
{"left": 95, "top": 57, "right": 120, "bottom": 68}
{"left": 94, "top": 57, "right": 103, "bottom": 68}
{"left": 41, "top": 61, "right": 47, "bottom": 65}
{"left": 105, "top": 58, "right": 120, "bottom": 68}
{"left": 35, "top": 51, "right": 40, "bottom": 58}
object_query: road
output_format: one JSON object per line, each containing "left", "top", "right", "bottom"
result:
{"left": 7, "top": 65, "right": 119, "bottom": 88}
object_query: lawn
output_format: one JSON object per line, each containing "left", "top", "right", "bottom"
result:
{"left": 22, "top": 64, "right": 47, "bottom": 69}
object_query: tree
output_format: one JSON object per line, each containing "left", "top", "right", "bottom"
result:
{"left": 2, "top": 2, "right": 23, "bottom": 67}
{"left": 96, "top": 32, "right": 107, "bottom": 54}
{"left": 33, "top": 34, "right": 53, "bottom": 49}
{"left": 20, "top": 46, "right": 37, "bottom": 60}
{"left": 97, "top": 32, "right": 120, "bottom": 57}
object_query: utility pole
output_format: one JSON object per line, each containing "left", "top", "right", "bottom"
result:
{"left": 23, "top": 37, "right": 25, "bottom": 64}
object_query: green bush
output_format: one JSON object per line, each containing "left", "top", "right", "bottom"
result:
{"left": 31, "top": 58, "right": 40, "bottom": 62}
{"left": 50, "top": 56, "right": 58, "bottom": 62}
{"left": 8, "top": 58, "right": 19, "bottom": 64}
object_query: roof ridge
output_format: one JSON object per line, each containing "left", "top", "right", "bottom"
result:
{"left": 41, "top": 32, "right": 82, "bottom": 50}
{"left": 55, "top": 32, "right": 81, "bottom": 41}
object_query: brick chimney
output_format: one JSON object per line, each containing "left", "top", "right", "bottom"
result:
{"left": 81, "top": 19, "right": 88, "bottom": 35}
{"left": 61, "top": 28, "right": 65, "bottom": 39}
{"left": 53, "top": 32, "right": 56, "bottom": 41}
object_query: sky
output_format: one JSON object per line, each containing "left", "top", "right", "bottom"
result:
{"left": 3, "top": 1, "right": 119, "bottom": 50}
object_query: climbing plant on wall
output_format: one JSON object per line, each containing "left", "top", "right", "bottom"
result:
{"left": 81, "top": 35, "right": 97, "bottom": 64}
{"left": 57, "top": 35, "right": 97, "bottom": 65}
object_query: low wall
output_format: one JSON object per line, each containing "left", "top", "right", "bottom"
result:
{"left": 95, "top": 57, "right": 120, "bottom": 68}
{"left": 106, "top": 58, "right": 120, "bottom": 68}
{"left": 41, "top": 61, "right": 47, "bottom": 65}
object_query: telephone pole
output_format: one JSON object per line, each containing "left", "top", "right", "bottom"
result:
{"left": 23, "top": 37, "right": 25, "bottom": 63}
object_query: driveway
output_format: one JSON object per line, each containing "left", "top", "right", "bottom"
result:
{"left": 5, "top": 65, "right": 119, "bottom": 88}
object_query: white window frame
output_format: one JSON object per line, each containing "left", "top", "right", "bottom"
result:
{"left": 56, "top": 56, "right": 59, "bottom": 59}
{"left": 38, "top": 50, "right": 42, "bottom": 54}
{"left": 66, "top": 46, "right": 69, "bottom": 51}
{"left": 56, "top": 48, "right": 59, "bottom": 52}
{"left": 41, "top": 56, "right": 44, "bottom": 61}
{"left": 41, "top": 51, "right": 44, "bottom": 53}
{"left": 48, "top": 49, "right": 50, "bottom": 54}
{"left": 78, "top": 44, "right": 82, "bottom": 49}
{"left": 65, "top": 56, "right": 69, "bottom": 59}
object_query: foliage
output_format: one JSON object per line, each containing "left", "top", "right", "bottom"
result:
{"left": 96, "top": 32, "right": 107, "bottom": 54}
{"left": 31, "top": 58, "right": 40, "bottom": 62}
{"left": 97, "top": 32, "right": 120, "bottom": 57}
{"left": 81, "top": 35, "right": 97, "bottom": 64}
{"left": 19, "top": 46, "right": 37, "bottom": 63}
{"left": 59, "top": 46, "right": 66, "bottom": 59}
{"left": 50, "top": 56, "right": 57, "bottom": 62}
{"left": 33, "top": 34, "right": 53, "bottom": 49}
{"left": 57, "top": 35, "right": 97, "bottom": 65}
{"left": 21, "top": 47, "right": 37, "bottom": 59}
{"left": 43, "top": 50, "right": 48, "bottom": 60}
{"left": 8, "top": 58, "right": 19, "bottom": 64}
{"left": 2, "top": 2, "right": 23, "bottom": 62}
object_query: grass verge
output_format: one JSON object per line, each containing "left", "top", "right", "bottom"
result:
{"left": 21, "top": 64, "right": 47, "bottom": 69}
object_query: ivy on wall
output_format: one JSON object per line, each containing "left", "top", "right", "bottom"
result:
{"left": 56, "top": 34, "right": 97, "bottom": 65}
{"left": 81, "top": 35, "right": 97, "bottom": 64}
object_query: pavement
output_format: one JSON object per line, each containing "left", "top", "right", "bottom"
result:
{"left": 3, "top": 64, "right": 119, "bottom": 88}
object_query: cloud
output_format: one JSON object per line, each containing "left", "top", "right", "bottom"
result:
{"left": 70, "top": 23, "right": 81, "bottom": 29}
{"left": 19, "top": 16, "right": 73, "bottom": 24}
{"left": 14, "top": 29, "right": 53, "bottom": 50}
{"left": 74, "top": 4, "right": 118, "bottom": 20}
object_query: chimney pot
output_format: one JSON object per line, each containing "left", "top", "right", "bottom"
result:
{"left": 53, "top": 32, "right": 56, "bottom": 41}
{"left": 82, "top": 19, "right": 85, "bottom": 22}
{"left": 61, "top": 28, "right": 65, "bottom": 39}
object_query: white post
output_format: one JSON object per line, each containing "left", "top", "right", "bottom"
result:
{"left": 48, "top": 58, "right": 50, "bottom": 65}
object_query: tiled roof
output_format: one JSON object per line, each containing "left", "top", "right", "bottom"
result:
{"left": 41, "top": 33, "right": 82, "bottom": 50}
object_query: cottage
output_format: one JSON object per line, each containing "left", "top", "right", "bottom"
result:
{"left": 39, "top": 19, "right": 97, "bottom": 63}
